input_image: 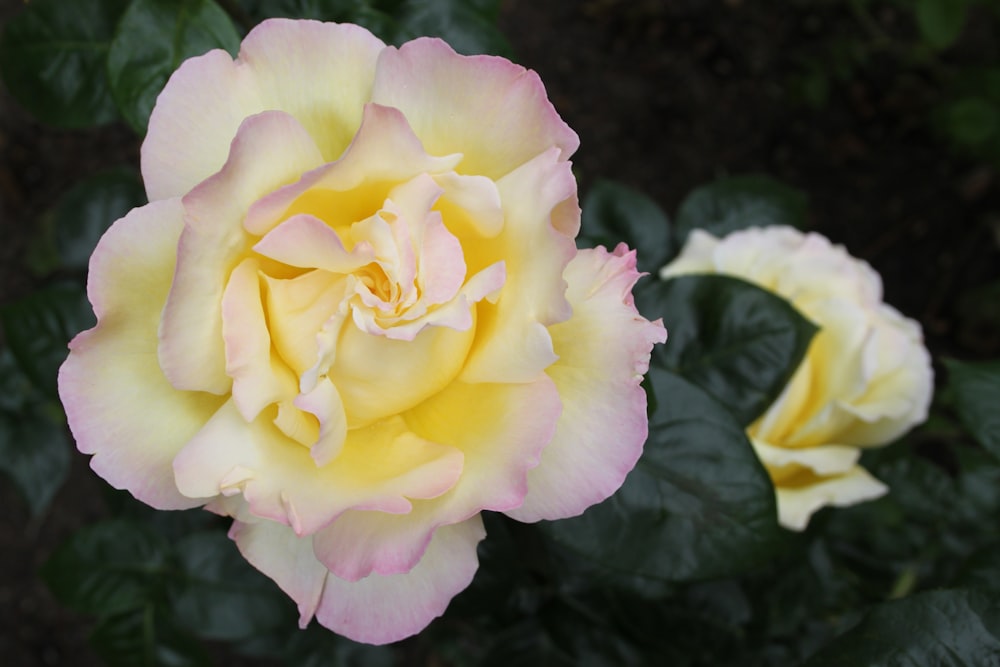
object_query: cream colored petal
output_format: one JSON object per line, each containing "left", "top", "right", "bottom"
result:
{"left": 775, "top": 466, "right": 888, "bottom": 531}
{"left": 228, "top": 518, "right": 327, "bottom": 628}
{"left": 330, "top": 312, "right": 476, "bottom": 427}
{"left": 751, "top": 438, "right": 860, "bottom": 476}
{"left": 222, "top": 258, "right": 297, "bottom": 422}
{"left": 173, "top": 402, "right": 464, "bottom": 535}
{"left": 142, "top": 20, "right": 385, "bottom": 200}
{"left": 59, "top": 199, "right": 226, "bottom": 509}
{"left": 371, "top": 37, "right": 578, "bottom": 180}
{"left": 244, "top": 103, "right": 461, "bottom": 237}
{"left": 313, "top": 516, "right": 485, "bottom": 644}
{"left": 433, "top": 171, "right": 505, "bottom": 240}
{"left": 657, "top": 228, "right": 720, "bottom": 279}
{"left": 263, "top": 270, "right": 347, "bottom": 377}
{"left": 253, "top": 214, "right": 374, "bottom": 272}
{"left": 293, "top": 376, "right": 347, "bottom": 466}
{"left": 460, "top": 148, "right": 578, "bottom": 383}
{"left": 158, "top": 111, "right": 325, "bottom": 395}
{"left": 507, "top": 245, "right": 667, "bottom": 521}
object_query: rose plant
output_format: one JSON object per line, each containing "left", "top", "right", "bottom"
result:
{"left": 660, "top": 226, "right": 933, "bottom": 530}
{"left": 57, "top": 18, "right": 665, "bottom": 644}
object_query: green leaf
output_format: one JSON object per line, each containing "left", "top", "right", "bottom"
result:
{"left": 107, "top": 0, "right": 241, "bottom": 133}
{"left": 0, "top": 0, "right": 128, "bottom": 127}
{"left": 0, "top": 283, "right": 96, "bottom": 398}
{"left": 543, "top": 371, "right": 782, "bottom": 583}
{"left": 673, "top": 174, "right": 808, "bottom": 249}
{"left": 637, "top": 274, "right": 817, "bottom": 426}
{"left": 955, "top": 543, "right": 1000, "bottom": 595}
{"left": 943, "top": 97, "right": 1000, "bottom": 147}
{"left": 283, "top": 625, "right": 396, "bottom": 667}
{"left": 916, "top": 0, "right": 969, "bottom": 51}
{"left": 29, "top": 168, "right": 146, "bottom": 276}
{"left": 803, "top": 589, "right": 1000, "bottom": 666}
{"left": 395, "top": 0, "right": 511, "bottom": 55}
{"left": 0, "top": 404, "right": 69, "bottom": 516}
{"left": 43, "top": 520, "right": 169, "bottom": 616}
{"left": 238, "top": 0, "right": 400, "bottom": 40}
{"left": 945, "top": 359, "right": 1000, "bottom": 461}
{"left": 90, "top": 607, "right": 211, "bottom": 667}
{"left": 167, "top": 531, "right": 293, "bottom": 640}
{"left": 580, "top": 179, "right": 673, "bottom": 274}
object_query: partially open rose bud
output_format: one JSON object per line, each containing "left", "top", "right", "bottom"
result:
{"left": 661, "top": 226, "right": 932, "bottom": 530}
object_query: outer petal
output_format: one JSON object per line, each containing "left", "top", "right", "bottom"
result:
{"left": 58, "top": 200, "right": 226, "bottom": 509}
{"left": 775, "top": 467, "right": 888, "bottom": 531}
{"left": 506, "top": 245, "right": 666, "bottom": 521}
{"left": 314, "top": 515, "right": 485, "bottom": 644}
{"left": 230, "top": 512, "right": 485, "bottom": 643}
{"left": 158, "top": 111, "right": 324, "bottom": 395}
{"left": 371, "top": 37, "right": 578, "bottom": 179}
{"left": 142, "top": 19, "right": 385, "bottom": 200}
{"left": 229, "top": 519, "right": 328, "bottom": 627}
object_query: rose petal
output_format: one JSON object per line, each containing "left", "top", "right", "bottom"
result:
{"left": 307, "top": 373, "right": 558, "bottom": 583}
{"left": 159, "top": 111, "right": 324, "bottom": 395}
{"left": 460, "top": 148, "right": 579, "bottom": 383}
{"left": 223, "top": 258, "right": 298, "bottom": 422}
{"left": 58, "top": 200, "right": 226, "bottom": 509}
{"left": 142, "top": 19, "right": 385, "bottom": 200}
{"left": 293, "top": 376, "right": 348, "bottom": 466}
{"left": 372, "top": 37, "right": 579, "bottom": 179}
{"left": 228, "top": 518, "right": 328, "bottom": 627}
{"left": 173, "top": 402, "right": 464, "bottom": 535}
{"left": 244, "top": 104, "right": 461, "bottom": 237}
{"left": 263, "top": 270, "right": 348, "bottom": 378}
{"left": 751, "top": 438, "right": 860, "bottom": 477}
{"left": 316, "top": 516, "right": 485, "bottom": 644}
{"left": 328, "top": 312, "right": 477, "bottom": 427}
{"left": 506, "top": 245, "right": 666, "bottom": 521}
{"left": 775, "top": 467, "right": 888, "bottom": 531}
{"left": 253, "top": 214, "right": 374, "bottom": 272}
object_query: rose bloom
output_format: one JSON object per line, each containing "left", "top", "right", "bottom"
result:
{"left": 58, "top": 20, "right": 665, "bottom": 644}
{"left": 660, "top": 226, "right": 932, "bottom": 531}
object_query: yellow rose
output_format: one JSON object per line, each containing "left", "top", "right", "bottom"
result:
{"left": 660, "top": 226, "right": 932, "bottom": 530}
{"left": 58, "top": 19, "right": 666, "bottom": 643}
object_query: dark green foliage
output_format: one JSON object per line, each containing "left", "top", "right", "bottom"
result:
{"left": 0, "top": 0, "right": 129, "bottom": 127}
{"left": 107, "top": 0, "right": 241, "bottom": 133}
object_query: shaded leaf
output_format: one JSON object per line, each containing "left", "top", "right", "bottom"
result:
{"left": 29, "top": 168, "right": 146, "bottom": 276}
{"left": 944, "top": 97, "right": 1000, "bottom": 147}
{"left": 543, "top": 371, "right": 782, "bottom": 583}
{"left": 944, "top": 358, "right": 1000, "bottom": 461}
{"left": 0, "top": 406, "right": 69, "bottom": 517}
{"left": 580, "top": 179, "right": 673, "bottom": 273}
{"left": 107, "top": 0, "right": 241, "bottom": 133}
{"left": 90, "top": 607, "right": 211, "bottom": 667}
{"left": 916, "top": 0, "right": 968, "bottom": 51}
{"left": 637, "top": 274, "right": 817, "bottom": 426}
{"left": 0, "top": 0, "right": 128, "bottom": 127}
{"left": 238, "top": 0, "right": 399, "bottom": 40}
{"left": 284, "top": 625, "right": 395, "bottom": 667}
{"left": 43, "top": 520, "right": 169, "bottom": 616}
{"left": 674, "top": 174, "right": 808, "bottom": 248}
{"left": 167, "top": 531, "right": 293, "bottom": 640}
{"left": 0, "top": 283, "right": 95, "bottom": 398}
{"left": 395, "top": 0, "right": 510, "bottom": 55}
{"left": 804, "top": 589, "right": 1000, "bottom": 667}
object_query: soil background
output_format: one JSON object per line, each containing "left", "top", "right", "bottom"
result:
{"left": 1, "top": 1, "right": 998, "bottom": 666}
